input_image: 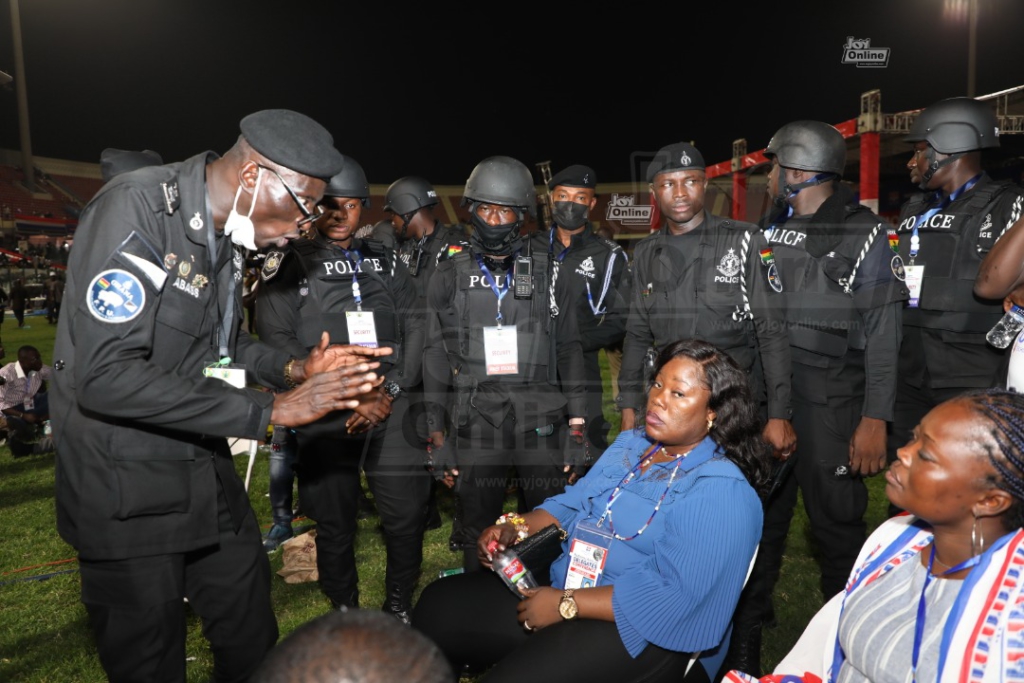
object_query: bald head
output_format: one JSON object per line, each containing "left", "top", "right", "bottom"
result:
{"left": 251, "top": 610, "right": 452, "bottom": 683}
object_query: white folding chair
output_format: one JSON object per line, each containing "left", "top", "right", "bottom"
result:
{"left": 683, "top": 545, "right": 760, "bottom": 679}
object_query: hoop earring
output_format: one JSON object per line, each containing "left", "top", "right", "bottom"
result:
{"left": 972, "top": 515, "right": 985, "bottom": 557}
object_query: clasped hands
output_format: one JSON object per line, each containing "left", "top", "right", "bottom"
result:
{"left": 270, "top": 332, "right": 392, "bottom": 428}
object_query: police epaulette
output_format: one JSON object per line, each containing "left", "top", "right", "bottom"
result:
{"left": 122, "top": 165, "right": 178, "bottom": 215}
{"left": 599, "top": 237, "right": 622, "bottom": 253}
{"left": 291, "top": 239, "right": 318, "bottom": 256}
{"left": 358, "top": 237, "right": 388, "bottom": 256}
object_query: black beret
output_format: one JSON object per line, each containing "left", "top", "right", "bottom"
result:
{"left": 646, "top": 142, "right": 705, "bottom": 182}
{"left": 548, "top": 164, "right": 597, "bottom": 191}
{"left": 239, "top": 109, "right": 345, "bottom": 181}
{"left": 100, "top": 148, "right": 163, "bottom": 182}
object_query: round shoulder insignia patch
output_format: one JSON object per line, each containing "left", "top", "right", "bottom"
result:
{"left": 891, "top": 254, "right": 907, "bottom": 282}
{"left": 87, "top": 269, "right": 146, "bottom": 323}
{"left": 262, "top": 251, "right": 284, "bottom": 282}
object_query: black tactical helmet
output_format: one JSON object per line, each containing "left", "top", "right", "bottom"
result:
{"left": 323, "top": 155, "right": 371, "bottom": 207}
{"left": 764, "top": 121, "right": 846, "bottom": 176}
{"left": 384, "top": 176, "right": 438, "bottom": 216}
{"left": 461, "top": 156, "right": 537, "bottom": 218}
{"left": 905, "top": 97, "right": 1000, "bottom": 154}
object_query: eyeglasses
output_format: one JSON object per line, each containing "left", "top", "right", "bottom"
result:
{"left": 256, "top": 164, "right": 323, "bottom": 227}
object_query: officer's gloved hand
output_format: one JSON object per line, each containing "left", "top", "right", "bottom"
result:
{"left": 564, "top": 421, "right": 592, "bottom": 485}
{"left": 426, "top": 432, "right": 458, "bottom": 489}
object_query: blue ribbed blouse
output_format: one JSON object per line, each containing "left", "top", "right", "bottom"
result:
{"left": 537, "top": 430, "right": 762, "bottom": 658}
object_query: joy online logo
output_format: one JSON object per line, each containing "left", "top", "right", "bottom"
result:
{"left": 607, "top": 193, "right": 654, "bottom": 226}
{"left": 842, "top": 37, "right": 890, "bottom": 68}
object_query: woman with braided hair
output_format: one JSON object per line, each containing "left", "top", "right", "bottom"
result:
{"left": 727, "top": 388, "right": 1024, "bottom": 683}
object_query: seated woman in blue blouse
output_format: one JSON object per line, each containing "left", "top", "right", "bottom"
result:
{"left": 411, "top": 339, "right": 771, "bottom": 683}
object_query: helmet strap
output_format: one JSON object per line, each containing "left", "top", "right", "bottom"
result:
{"left": 920, "top": 148, "right": 962, "bottom": 190}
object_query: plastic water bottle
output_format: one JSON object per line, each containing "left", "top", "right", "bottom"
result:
{"left": 986, "top": 304, "right": 1024, "bottom": 349}
{"left": 487, "top": 540, "right": 538, "bottom": 599}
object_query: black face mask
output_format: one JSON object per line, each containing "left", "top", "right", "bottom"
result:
{"left": 552, "top": 201, "right": 589, "bottom": 230}
{"left": 470, "top": 213, "right": 521, "bottom": 255}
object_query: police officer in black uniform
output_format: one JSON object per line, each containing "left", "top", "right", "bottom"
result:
{"left": 727, "top": 121, "right": 909, "bottom": 676}
{"left": 890, "top": 97, "right": 1024, "bottom": 465}
{"left": 619, "top": 142, "right": 795, "bottom": 455}
{"left": 385, "top": 176, "right": 467, "bottom": 288}
{"left": 529, "top": 164, "right": 630, "bottom": 461}
{"left": 423, "top": 155, "right": 588, "bottom": 571}
{"left": 257, "top": 156, "right": 428, "bottom": 623}
{"left": 384, "top": 176, "right": 467, "bottom": 530}
{"left": 51, "top": 110, "right": 390, "bottom": 682}
{"left": 621, "top": 143, "right": 794, "bottom": 680}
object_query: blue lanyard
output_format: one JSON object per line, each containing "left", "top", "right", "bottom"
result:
{"left": 549, "top": 227, "right": 608, "bottom": 316}
{"left": 548, "top": 227, "right": 570, "bottom": 262}
{"left": 912, "top": 545, "right": 980, "bottom": 683}
{"left": 338, "top": 246, "right": 365, "bottom": 310}
{"left": 909, "top": 173, "right": 982, "bottom": 261}
{"left": 472, "top": 252, "right": 512, "bottom": 326}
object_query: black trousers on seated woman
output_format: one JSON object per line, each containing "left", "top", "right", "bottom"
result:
{"left": 411, "top": 570, "right": 705, "bottom": 683}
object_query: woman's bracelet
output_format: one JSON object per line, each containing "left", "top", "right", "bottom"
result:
{"left": 495, "top": 513, "right": 529, "bottom": 542}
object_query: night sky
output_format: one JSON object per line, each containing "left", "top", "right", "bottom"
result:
{"left": 0, "top": 0, "right": 1022, "bottom": 186}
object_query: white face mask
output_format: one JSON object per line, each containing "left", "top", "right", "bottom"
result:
{"left": 223, "top": 167, "right": 263, "bottom": 251}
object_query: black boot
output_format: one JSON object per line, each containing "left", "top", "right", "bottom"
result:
{"left": 329, "top": 588, "right": 359, "bottom": 611}
{"left": 381, "top": 582, "right": 413, "bottom": 625}
{"left": 424, "top": 481, "right": 443, "bottom": 531}
{"left": 721, "top": 618, "right": 762, "bottom": 679}
{"left": 382, "top": 532, "right": 424, "bottom": 626}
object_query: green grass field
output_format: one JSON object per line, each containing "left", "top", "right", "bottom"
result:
{"left": 0, "top": 322, "right": 892, "bottom": 682}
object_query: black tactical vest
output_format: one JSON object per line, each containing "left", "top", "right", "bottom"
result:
{"left": 290, "top": 237, "right": 401, "bottom": 362}
{"left": 448, "top": 245, "right": 557, "bottom": 386}
{"left": 897, "top": 178, "right": 1018, "bottom": 329}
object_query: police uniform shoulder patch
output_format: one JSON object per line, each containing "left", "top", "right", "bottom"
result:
{"left": 262, "top": 250, "right": 285, "bottom": 282}
{"left": 759, "top": 247, "right": 784, "bottom": 293}
{"left": 887, "top": 226, "right": 906, "bottom": 281}
{"left": 88, "top": 269, "right": 146, "bottom": 323}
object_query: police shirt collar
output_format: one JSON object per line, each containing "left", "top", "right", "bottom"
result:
{"left": 658, "top": 210, "right": 710, "bottom": 241}
{"left": 553, "top": 222, "right": 593, "bottom": 249}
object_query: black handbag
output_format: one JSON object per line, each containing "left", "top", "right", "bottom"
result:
{"left": 513, "top": 524, "right": 567, "bottom": 585}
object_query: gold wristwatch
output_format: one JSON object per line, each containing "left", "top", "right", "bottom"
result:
{"left": 558, "top": 588, "right": 578, "bottom": 620}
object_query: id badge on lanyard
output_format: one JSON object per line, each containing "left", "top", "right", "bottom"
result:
{"left": 483, "top": 324, "right": 518, "bottom": 375}
{"left": 204, "top": 363, "right": 247, "bottom": 389}
{"left": 346, "top": 310, "right": 379, "bottom": 348}
{"left": 904, "top": 264, "right": 925, "bottom": 308}
{"left": 563, "top": 519, "right": 614, "bottom": 589}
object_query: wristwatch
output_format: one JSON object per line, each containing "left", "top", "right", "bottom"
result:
{"left": 382, "top": 380, "right": 402, "bottom": 400}
{"left": 558, "top": 588, "right": 578, "bottom": 620}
